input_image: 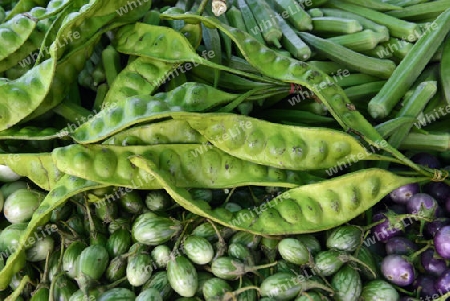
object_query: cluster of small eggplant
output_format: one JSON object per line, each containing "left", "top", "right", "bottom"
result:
{"left": 0, "top": 179, "right": 402, "bottom": 301}
{"left": 364, "top": 152, "right": 450, "bottom": 301}
{"left": 2, "top": 151, "right": 450, "bottom": 301}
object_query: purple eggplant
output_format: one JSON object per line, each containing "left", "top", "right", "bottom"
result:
{"left": 413, "top": 274, "right": 438, "bottom": 298}
{"left": 405, "top": 193, "right": 438, "bottom": 218}
{"left": 435, "top": 205, "right": 446, "bottom": 218}
{"left": 434, "top": 269, "right": 450, "bottom": 296}
{"left": 421, "top": 249, "right": 448, "bottom": 277}
{"left": 425, "top": 218, "right": 450, "bottom": 238}
{"left": 445, "top": 196, "right": 450, "bottom": 214}
{"left": 381, "top": 255, "right": 415, "bottom": 287}
{"left": 434, "top": 226, "right": 450, "bottom": 259}
{"left": 411, "top": 152, "right": 441, "bottom": 169}
{"left": 424, "top": 182, "right": 450, "bottom": 203}
{"left": 372, "top": 213, "right": 404, "bottom": 243}
{"left": 389, "top": 184, "right": 420, "bottom": 204}
{"left": 385, "top": 237, "right": 418, "bottom": 256}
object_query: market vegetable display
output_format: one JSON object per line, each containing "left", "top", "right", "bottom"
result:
{"left": 1, "top": 0, "right": 450, "bottom": 300}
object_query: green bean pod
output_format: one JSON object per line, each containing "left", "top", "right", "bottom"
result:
{"left": 101, "top": 57, "right": 179, "bottom": 108}
{"left": 30, "top": 7, "right": 155, "bottom": 120}
{"left": 0, "top": 153, "right": 62, "bottom": 190}
{"left": 0, "top": 14, "right": 37, "bottom": 61}
{"left": 71, "top": 82, "right": 241, "bottom": 143}
{"left": 157, "top": 13, "right": 433, "bottom": 177}
{"left": 0, "top": 55, "right": 55, "bottom": 130}
{"left": 5, "top": 61, "right": 32, "bottom": 79}
{"left": 52, "top": 144, "right": 318, "bottom": 189}
{"left": 174, "top": 112, "right": 396, "bottom": 170}
{"left": 113, "top": 23, "right": 279, "bottom": 85}
{"left": 0, "top": 28, "right": 45, "bottom": 73}
{"left": 40, "top": 0, "right": 73, "bottom": 19}
{"left": 0, "top": 126, "right": 60, "bottom": 140}
{"left": 23, "top": 28, "right": 102, "bottom": 121}
{"left": 0, "top": 175, "right": 107, "bottom": 290}
{"left": 130, "top": 156, "right": 426, "bottom": 235}
{"left": 43, "top": 1, "right": 135, "bottom": 67}
{"left": 5, "top": 0, "right": 47, "bottom": 21}
{"left": 32, "top": 0, "right": 84, "bottom": 64}
{"left": 103, "top": 119, "right": 207, "bottom": 146}
{"left": 51, "top": 0, "right": 151, "bottom": 60}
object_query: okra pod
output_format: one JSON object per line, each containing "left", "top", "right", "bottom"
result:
{"left": 311, "top": 16, "right": 363, "bottom": 34}
{"left": 368, "top": 7, "right": 450, "bottom": 118}
{"left": 329, "top": 1, "right": 422, "bottom": 41}
{"left": 298, "top": 32, "right": 396, "bottom": 78}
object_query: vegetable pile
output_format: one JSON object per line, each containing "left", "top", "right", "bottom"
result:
{"left": 0, "top": 0, "right": 450, "bottom": 300}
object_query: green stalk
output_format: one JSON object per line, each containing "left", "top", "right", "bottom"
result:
{"left": 53, "top": 101, "right": 92, "bottom": 124}
{"left": 93, "top": 83, "right": 108, "bottom": 112}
